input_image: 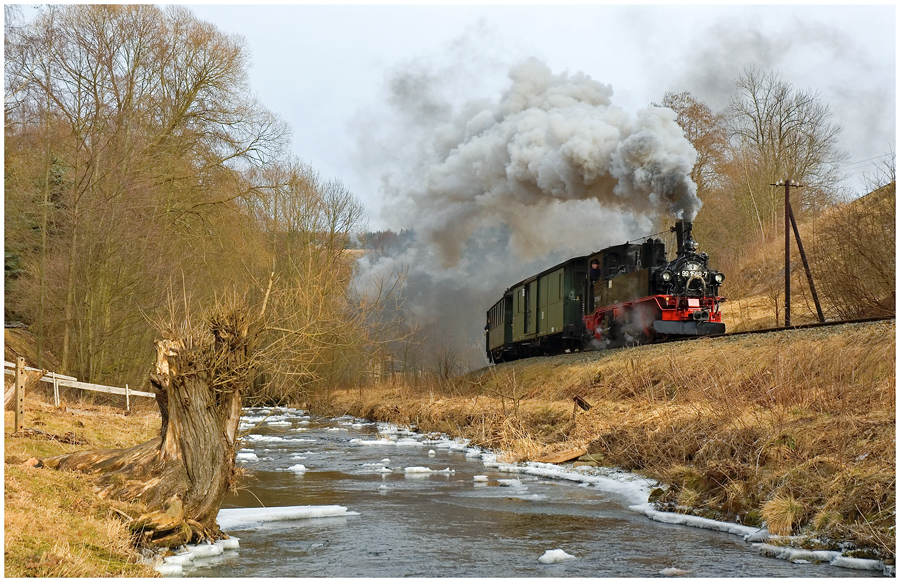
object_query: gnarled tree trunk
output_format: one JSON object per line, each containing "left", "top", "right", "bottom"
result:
{"left": 42, "top": 309, "right": 254, "bottom": 548}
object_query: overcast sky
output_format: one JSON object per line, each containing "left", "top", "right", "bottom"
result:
{"left": 180, "top": 3, "right": 896, "bottom": 232}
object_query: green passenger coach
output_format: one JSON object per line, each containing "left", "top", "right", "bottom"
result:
{"left": 486, "top": 256, "right": 588, "bottom": 363}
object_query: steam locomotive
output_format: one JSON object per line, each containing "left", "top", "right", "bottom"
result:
{"left": 485, "top": 221, "right": 725, "bottom": 363}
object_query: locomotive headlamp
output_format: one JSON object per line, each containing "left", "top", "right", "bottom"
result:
{"left": 661, "top": 270, "right": 673, "bottom": 282}
{"left": 714, "top": 272, "right": 725, "bottom": 284}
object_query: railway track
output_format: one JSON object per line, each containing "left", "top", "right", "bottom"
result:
{"left": 704, "top": 314, "right": 895, "bottom": 340}
{"left": 481, "top": 315, "right": 894, "bottom": 370}
{"left": 631, "top": 314, "right": 896, "bottom": 351}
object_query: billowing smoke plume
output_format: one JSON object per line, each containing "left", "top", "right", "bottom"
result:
{"left": 354, "top": 57, "right": 700, "bottom": 370}
{"left": 389, "top": 57, "right": 700, "bottom": 267}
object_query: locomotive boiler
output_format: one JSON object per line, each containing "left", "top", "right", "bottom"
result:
{"left": 485, "top": 221, "right": 725, "bottom": 363}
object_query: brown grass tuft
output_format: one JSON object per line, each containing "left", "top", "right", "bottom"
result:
{"left": 762, "top": 494, "right": 806, "bottom": 536}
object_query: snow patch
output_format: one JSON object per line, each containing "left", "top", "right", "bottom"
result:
{"left": 659, "top": 567, "right": 690, "bottom": 576}
{"left": 538, "top": 549, "right": 576, "bottom": 564}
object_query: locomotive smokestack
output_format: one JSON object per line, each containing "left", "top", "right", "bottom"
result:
{"left": 674, "top": 221, "right": 695, "bottom": 254}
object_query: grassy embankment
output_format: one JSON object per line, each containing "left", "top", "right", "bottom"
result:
{"left": 318, "top": 320, "right": 895, "bottom": 561}
{"left": 4, "top": 397, "right": 161, "bottom": 577}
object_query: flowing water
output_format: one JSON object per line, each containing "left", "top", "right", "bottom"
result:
{"left": 182, "top": 408, "right": 881, "bottom": 578}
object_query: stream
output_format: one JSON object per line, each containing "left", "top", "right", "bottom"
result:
{"left": 176, "top": 407, "right": 882, "bottom": 578}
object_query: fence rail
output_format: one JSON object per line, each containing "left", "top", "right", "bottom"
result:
{"left": 4, "top": 360, "right": 155, "bottom": 411}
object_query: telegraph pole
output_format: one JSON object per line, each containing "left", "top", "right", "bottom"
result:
{"left": 770, "top": 178, "right": 824, "bottom": 327}
{"left": 784, "top": 180, "right": 792, "bottom": 327}
{"left": 771, "top": 179, "right": 796, "bottom": 327}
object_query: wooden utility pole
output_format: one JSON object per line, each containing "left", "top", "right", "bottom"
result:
{"left": 785, "top": 180, "right": 792, "bottom": 326}
{"left": 771, "top": 179, "right": 825, "bottom": 327}
{"left": 15, "top": 357, "right": 25, "bottom": 432}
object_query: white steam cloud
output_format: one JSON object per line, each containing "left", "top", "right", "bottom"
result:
{"left": 395, "top": 57, "right": 700, "bottom": 267}
{"left": 355, "top": 57, "right": 700, "bottom": 370}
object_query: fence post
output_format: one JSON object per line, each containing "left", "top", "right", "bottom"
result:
{"left": 53, "top": 375, "right": 60, "bottom": 408}
{"left": 15, "top": 357, "right": 25, "bottom": 433}
{"left": 126, "top": 384, "right": 130, "bottom": 412}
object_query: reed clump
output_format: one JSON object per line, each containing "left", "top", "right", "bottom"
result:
{"left": 324, "top": 321, "right": 895, "bottom": 560}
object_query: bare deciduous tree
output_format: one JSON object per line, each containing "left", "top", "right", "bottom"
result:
{"left": 5, "top": 5, "right": 286, "bottom": 384}
{"left": 727, "top": 67, "right": 847, "bottom": 227}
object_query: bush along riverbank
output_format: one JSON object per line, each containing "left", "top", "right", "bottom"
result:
{"left": 315, "top": 320, "right": 895, "bottom": 572}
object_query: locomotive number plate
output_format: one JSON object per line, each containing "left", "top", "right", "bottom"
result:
{"left": 681, "top": 270, "right": 707, "bottom": 278}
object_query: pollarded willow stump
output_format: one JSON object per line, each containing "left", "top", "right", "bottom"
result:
{"left": 41, "top": 309, "right": 254, "bottom": 548}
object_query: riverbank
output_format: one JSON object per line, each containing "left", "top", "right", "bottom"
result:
{"left": 4, "top": 396, "right": 161, "bottom": 577}
{"left": 314, "top": 320, "right": 895, "bottom": 564}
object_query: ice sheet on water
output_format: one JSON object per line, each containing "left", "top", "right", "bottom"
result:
{"left": 634, "top": 504, "right": 760, "bottom": 537}
{"left": 377, "top": 425, "right": 416, "bottom": 437}
{"left": 659, "top": 567, "right": 690, "bottom": 576}
{"left": 404, "top": 466, "right": 455, "bottom": 474}
{"left": 538, "top": 549, "right": 576, "bottom": 564}
{"left": 495, "top": 461, "right": 653, "bottom": 507}
{"left": 236, "top": 451, "right": 258, "bottom": 462}
{"left": 397, "top": 439, "right": 425, "bottom": 447}
{"left": 244, "top": 434, "right": 288, "bottom": 443}
{"left": 830, "top": 556, "right": 884, "bottom": 571}
{"left": 349, "top": 437, "right": 396, "bottom": 446}
{"left": 753, "top": 543, "right": 882, "bottom": 571}
{"left": 154, "top": 538, "right": 240, "bottom": 576}
{"left": 216, "top": 505, "right": 358, "bottom": 531}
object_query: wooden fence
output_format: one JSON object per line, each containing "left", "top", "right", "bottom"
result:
{"left": 4, "top": 359, "right": 155, "bottom": 431}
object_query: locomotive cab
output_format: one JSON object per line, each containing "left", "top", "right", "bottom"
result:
{"left": 583, "top": 221, "right": 725, "bottom": 348}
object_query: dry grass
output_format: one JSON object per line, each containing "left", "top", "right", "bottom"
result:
{"left": 762, "top": 494, "right": 806, "bottom": 536}
{"left": 321, "top": 320, "right": 895, "bottom": 559}
{"left": 4, "top": 391, "right": 161, "bottom": 577}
